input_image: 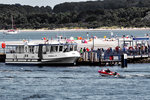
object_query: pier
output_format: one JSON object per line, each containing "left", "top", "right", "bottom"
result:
{"left": 1, "top": 48, "right": 149, "bottom": 67}
{"left": 0, "top": 36, "right": 150, "bottom": 67}
{"left": 77, "top": 47, "right": 150, "bottom": 67}
{"left": 0, "top": 53, "right": 5, "bottom": 62}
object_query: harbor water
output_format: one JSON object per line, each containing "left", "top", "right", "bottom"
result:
{"left": 0, "top": 63, "right": 150, "bottom": 100}
{"left": 0, "top": 30, "right": 150, "bottom": 100}
{"left": 0, "top": 29, "right": 150, "bottom": 41}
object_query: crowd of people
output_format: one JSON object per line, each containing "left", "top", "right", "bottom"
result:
{"left": 79, "top": 44, "right": 150, "bottom": 60}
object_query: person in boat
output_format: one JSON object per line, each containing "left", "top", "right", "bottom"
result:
{"left": 113, "top": 72, "right": 117, "bottom": 75}
{"left": 105, "top": 68, "right": 111, "bottom": 73}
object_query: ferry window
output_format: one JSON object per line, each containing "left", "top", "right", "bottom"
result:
{"left": 16, "top": 46, "right": 19, "bottom": 53}
{"left": 16, "top": 46, "right": 24, "bottom": 53}
{"left": 45, "top": 46, "right": 50, "bottom": 54}
{"left": 7, "top": 46, "right": 16, "bottom": 53}
{"left": 68, "top": 46, "right": 70, "bottom": 51}
{"left": 24, "top": 46, "right": 28, "bottom": 53}
{"left": 48, "top": 46, "right": 51, "bottom": 53}
{"left": 42, "top": 46, "right": 51, "bottom": 54}
{"left": 34, "top": 46, "right": 39, "bottom": 53}
{"left": 63, "top": 46, "right": 68, "bottom": 52}
{"left": 43, "top": 46, "right": 46, "bottom": 54}
{"left": 20, "top": 46, "right": 24, "bottom": 53}
{"left": 29, "top": 46, "right": 34, "bottom": 53}
{"left": 70, "top": 45, "right": 73, "bottom": 51}
{"left": 50, "top": 46, "right": 58, "bottom": 52}
{"left": 21, "top": 46, "right": 24, "bottom": 53}
{"left": 44, "top": 46, "right": 49, "bottom": 54}
{"left": 56, "top": 46, "right": 58, "bottom": 52}
{"left": 74, "top": 45, "right": 77, "bottom": 51}
{"left": 50, "top": 46, "right": 54, "bottom": 52}
{"left": 59, "top": 46, "right": 63, "bottom": 52}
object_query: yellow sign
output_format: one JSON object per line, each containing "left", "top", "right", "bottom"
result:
{"left": 104, "top": 36, "right": 106, "bottom": 38}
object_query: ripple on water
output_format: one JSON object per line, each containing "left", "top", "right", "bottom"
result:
{"left": 23, "top": 94, "right": 50, "bottom": 100}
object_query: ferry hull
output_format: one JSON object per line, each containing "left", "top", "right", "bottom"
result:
{"left": 5, "top": 57, "right": 79, "bottom": 65}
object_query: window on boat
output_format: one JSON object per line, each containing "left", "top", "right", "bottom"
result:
{"left": 56, "top": 46, "right": 58, "bottom": 52}
{"left": 68, "top": 45, "right": 71, "bottom": 51}
{"left": 43, "top": 46, "right": 46, "bottom": 54}
{"left": 16, "top": 46, "right": 24, "bottom": 53}
{"left": 34, "top": 46, "right": 39, "bottom": 53}
{"left": 74, "top": 45, "right": 77, "bottom": 51}
{"left": 6, "top": 46, "right": 16, "bottom": 53}
{"left": 63, "top": 45, "right": 68, "bottom": 52}
{"left": 70, "top": 45, "right": 73, "bottom": 51}
{"left": 46, "top": 46, "right": 50, "bottom": 53}
{"left": 43, "top": 46, "right": 50, "bottom": 54}
{"left": 50, "top": 45, "right": 58, "bottom": 52}
{"left": 59, "top": 46, "right": 63, "bottom": 52}
{"left": 29, "top": 46, "right": 34, "bottom": 53}
{"left": 63, "top": 45, "right": 74, "bottom": 52}
{"left": 24, "top": 46, "right": 28, "bottom": 53}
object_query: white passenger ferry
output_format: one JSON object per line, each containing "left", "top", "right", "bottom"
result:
{"left": 5, "top": 40, "right": 80, "bottom": 65}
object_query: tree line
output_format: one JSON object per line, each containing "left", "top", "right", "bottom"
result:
{"left": 0, "top": 0, "right": 150, "bottom": 29}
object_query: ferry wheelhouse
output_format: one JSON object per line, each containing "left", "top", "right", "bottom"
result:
{"left": 5, "top": 41, "right": 80, "bottom": 65}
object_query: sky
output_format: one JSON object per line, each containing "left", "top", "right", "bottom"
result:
{"left": 0, "top": 0, "right": 95, "bottom": 8}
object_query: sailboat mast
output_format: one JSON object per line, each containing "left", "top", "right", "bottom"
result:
{"left": 11, "top": 15, "right": 13, "bottom": 29}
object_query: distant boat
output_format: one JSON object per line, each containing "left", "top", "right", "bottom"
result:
{"left": 3, "top": 16, "right": 19, "bottom": 34}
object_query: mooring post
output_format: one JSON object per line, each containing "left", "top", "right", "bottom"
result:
{"left": 121, "top": 53, "right": 127, "bottom": 67}
{"left": 91, "top": 52, "right": 93, "bottom": 62}
{"left": 83, "top": 52, "right": 86, "bottom": 61}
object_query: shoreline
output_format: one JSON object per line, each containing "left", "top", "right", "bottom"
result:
{"left": 0, "top": 27, "right": 150, "bottom": 32}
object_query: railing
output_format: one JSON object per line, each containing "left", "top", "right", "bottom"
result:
{"left": 1, "top": 46, "right": 150, "bottom": 59}
{"left": 80, "top": 48, "right": 150, "bottom": 62}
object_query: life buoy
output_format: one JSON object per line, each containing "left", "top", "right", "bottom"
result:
{"left": 1, "top": 43, "right": 6, "bottom": 48}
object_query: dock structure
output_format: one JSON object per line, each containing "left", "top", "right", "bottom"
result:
{"left": 77, "top": 48, "right": 150, "bottom": 67}
{"left": 1, "top": 48, "right": 150, "bottom": 67}
{"left": 77, "top": 51, "right": 121, "bottom": 66}
{"left": 0, "top": 36, "right": 150, "bottom": 67}
{"left": 0, "top": 53, "right": 5, "bottom": 62}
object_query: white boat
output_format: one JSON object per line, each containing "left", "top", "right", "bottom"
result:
{"left": 5, "top": 41, "right": 80, "bottom": 65}
{"left": 3, "top": 16, "right": 19, "bottom": 34}
{"left": 3, "top": 29, "right": 19, "bottom": 34}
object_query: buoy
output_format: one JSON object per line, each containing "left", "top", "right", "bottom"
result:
{"left": 43, "top": 37, "right": 46, "bottom": 40}
{"left": 1, "top": 43, "right": 6, "bottom": 48}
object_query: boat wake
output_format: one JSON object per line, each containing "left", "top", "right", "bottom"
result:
{"left": 113, "top": 74, "right": 150, "bottom": 79}
{"left": 99, "top": 73, "right": 150, "bottom": 79}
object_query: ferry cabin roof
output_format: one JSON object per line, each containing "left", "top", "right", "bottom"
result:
{"left": 6, "top": 42, "right": 78, "bottom": 46}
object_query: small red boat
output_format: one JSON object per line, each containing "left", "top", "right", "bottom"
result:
{"left": 98, "top": 69, "right": 120, "bottom": 76}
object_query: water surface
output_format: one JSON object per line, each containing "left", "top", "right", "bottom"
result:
{"left": 0, "top": 30, "right": 150, "bottom": 100}
{"left": 0, "top": 63, "right": 150, "bottom": 100}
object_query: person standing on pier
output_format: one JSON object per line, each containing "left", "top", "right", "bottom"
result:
{"left": 80, "top": 48, "right": 83, "bottom": 55}
{"left": 83, "top": 47, "right": 86, "bottom": 53}
{"left": 86, "top": 47, "right": 89, "bottom": 52}
{"left": 97, "top": 48, "right": 101, "bottom": 61}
